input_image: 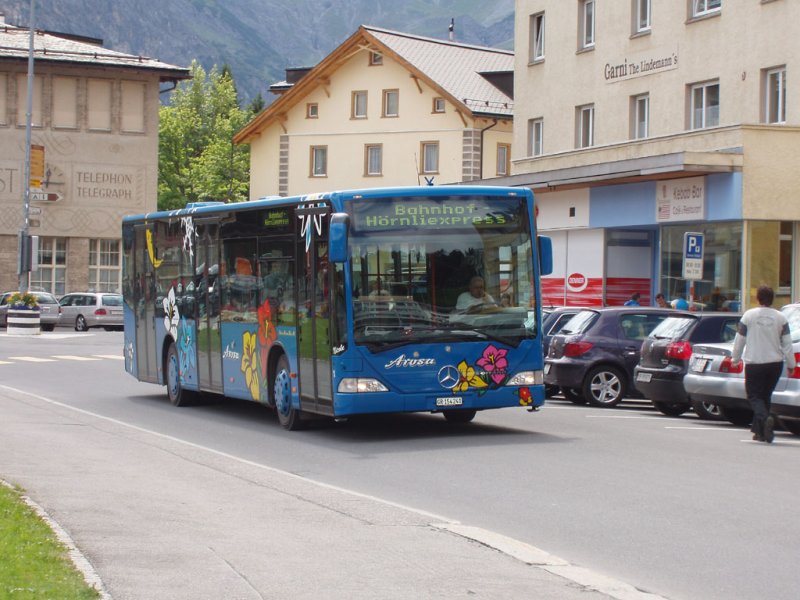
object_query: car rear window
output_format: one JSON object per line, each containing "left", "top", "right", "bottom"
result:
{"left": 35, "top": 293, "right": 58, "bottom": 304}
{"left": 559, "top": 310, "right": 598, "bottom": 335}
{"left": 102, "top": 295, "right": 123, "bottom": 306}
{"left": 648, "top": 316, "right": 696, "bottom": 340}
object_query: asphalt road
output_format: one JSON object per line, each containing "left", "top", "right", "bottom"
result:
{"left": 1, "top": 330, "right": 797, "bottom": 600}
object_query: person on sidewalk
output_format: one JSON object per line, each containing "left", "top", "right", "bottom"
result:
{"left": 624, "top": 292, "right": 641, "bottom": 306}
{"left": 731, "top": 285, "right": 796, "bottom": 443}
{"left": 655, "top": 293, "right": 669, "bottom": 308}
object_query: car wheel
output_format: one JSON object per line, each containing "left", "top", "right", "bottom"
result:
{"left": 779, "top": 418, "right": 800, "bottom": 436}
{"left": 545, "top": 384, "right": 560, "bottom": 398}
{"left": 443, "top": 409, "right": 477, "bottom": 424}
{"left": 583, "top": 366, "right": 626, "bottom": 408}
{"left": 41, "top": 324, "right": 55, "bottom": 332}
{"left": 561, "top": 387, "right": 587, "bottom": 404}
{"left": 273, "top": 354, "right": 305, "bottom": 431}
{"left": 166, "top": 343, "right": 195, "bottom": 406}
{"left": 75, "top": 315, "right": 88, "bottom": 332}
{"left": 653, "top": 401, "right": 690, "bottom": 417}
{"left": 691, "top": 399, "right": 723, "bottom": 421}
{"left": 719, "top": 406, "right": 752, "bottom": 427}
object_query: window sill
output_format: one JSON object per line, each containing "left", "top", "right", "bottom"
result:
{"left": 630, "top": 29, "right": 651, "bottom": 40}
{"left": 528, "top": 58, "right": 545, "bottom": 67}
{"left": 686, "top": 10, "right": 721, "bottom": 24}
{"left": 576, "top": 46, "right": 595, "bottom": 56}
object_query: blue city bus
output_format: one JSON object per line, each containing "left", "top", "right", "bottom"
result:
{"left": 122, "top": 186, "right": 553, "bottom": 430}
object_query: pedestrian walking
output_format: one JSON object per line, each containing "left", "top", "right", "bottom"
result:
{"left": 624, "top": 292, "right": 641, "bottom": 306}
{"left": 655, "top": 293, "right": 668, "bottom": 308}
{"left": 731, "top": 285, "right": 796, "bottom": 443}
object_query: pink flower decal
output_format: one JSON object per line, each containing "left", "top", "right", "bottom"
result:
{"left": 476, "top": 344, "right": 508, "bottom": 385}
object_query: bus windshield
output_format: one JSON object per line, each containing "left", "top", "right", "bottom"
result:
{"left": 346, "top": 194, "right": 536, "bottom": 350}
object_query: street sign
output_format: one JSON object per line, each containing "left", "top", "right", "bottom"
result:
{"left": 28, "top": 206, "right": 42, "bottom": 215}
{"left": 29, "top": 219, "right": 40, "bottom": 228}
{"left": 682, "top": 232, "right": 704, "bottom": 280}
{"left": 30, "top": 190, "right": 62, "bottom": 202}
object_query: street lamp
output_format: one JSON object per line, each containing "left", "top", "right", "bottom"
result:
{"left": 18, "top": 0, "right": 35, "bottom": 293}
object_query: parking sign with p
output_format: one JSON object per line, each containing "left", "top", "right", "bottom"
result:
{"left": 683, "top": 232, "right": 704, "bottom": 280}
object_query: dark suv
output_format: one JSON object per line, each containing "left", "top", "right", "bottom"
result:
{"left": 545, "top": 307, "right": 681, "bottom": 407}
{"left": 634, "top": 312, "right": 740, "bottom": 418}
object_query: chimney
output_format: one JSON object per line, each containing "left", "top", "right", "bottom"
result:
{"left": 449, "top": 18, "right": 454, "bottom": 41}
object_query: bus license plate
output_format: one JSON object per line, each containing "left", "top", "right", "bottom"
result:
{"left": 691, "top": 358, "right": 709, "bottom": 373}
{"left": 436, "top": 397, "right": 463, "bottom": 407}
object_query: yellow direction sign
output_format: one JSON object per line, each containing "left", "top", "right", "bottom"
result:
{"left": 30, "top": 144, "right": 45, "bottom": 188}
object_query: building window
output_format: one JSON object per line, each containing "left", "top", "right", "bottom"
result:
{"left": 632, "top": 94, "right": 649, "bottom": 139}
{"left": 692, "top": 0, "right": 721, "bottom": 18}
{"left": 310, "top": 146, "right": 327, "bottom": 177}
{"left": 779, "top": 222, "right": 793, "bottom": 293}
{"left": 580, "top": 0, "right": 595, "bottom": 49}
{"left": 421, "top": 142, "right": 439, "bottom": 174}
{"left": 30, "top": 237, "right": 67, "bottom": 296}
{"left": 432, "top": 97, "right": 446, "bottom": 113}
{"left": 351, "top": 90, "right": 367, "bottom": 119}
{"left": 690, "top": 81, "right": 720, "bottom": 129}
{"left": 364, "top": 144, "right": 383, "bottom": 176}
{"left": 0, "top": 74, "right": 7, "bottom": 126}
{"left": 530, "top": 12, "right": 545, "bottom": 62}
{"left": 496, "top": 143, "right": 511, "bottom": 176}
{"left": 634, "top": 0, "right": 651, "bottom": 33}
{"left": 576, "top": 104, "right": 594, "bottom": 148}
{"left": 306, "top": 103, "right": 319, "bottom": 118}
{"left": 52, "top": 76, "right": 78, "bottom": 129}
{"left": 16, "top": 74, "right": 43, "bottom": 127}
{"left": 89, "top": 239, "right": 122, "bottom": 292}
{"left": 382, "top": 89, "right": 399, "bottom": 117}
{"left": 88, "top": 79, "right": 113, "bottom": 131}
{"left": 121, "top": 80, "right": 145, "bottom": 133}
{"left": 369, "top": 51, "right": 383, "bottom": 66}
{"left": 764, "top": 67, "right": 787, "bottom": 124}
{"left": 528, "top": 118, "right": 544, "bottom": 156}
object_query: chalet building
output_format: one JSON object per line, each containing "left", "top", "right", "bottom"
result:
{"left": 0, "top": 16, "right": 188, "bottom": 295}
{"left": 498, "top": 0, "right": 800, "bottom": 309}
{"left": 234, "top": 26, "right": 514, "bottom": 197}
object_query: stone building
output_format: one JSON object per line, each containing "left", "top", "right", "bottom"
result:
{"left": 0, "top": 16, "right": 188, "bottom": 294}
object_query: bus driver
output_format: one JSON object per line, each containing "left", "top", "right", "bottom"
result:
{"left": 456, "top": 276, "right": 496, "bottom": 314}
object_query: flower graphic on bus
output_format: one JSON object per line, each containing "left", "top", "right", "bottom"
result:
{"left": 241, "top": 331, "right": 261, "bottom": 401}
{"left": 257, "top": 300, "right": 278, "bottom": 381}
{"left": 177, "top": 316, "right": 195, "bottom": 375}
{"left": 476, "top": 344, "right": 508, "bottom": 385}
{"left": 453, "top": 360, "right": 488, "bottom": 393}
{"left": 163, "top": 287, "right": 179, "bottom": 338}
{"left": 514, "top": 386, "right": 533, "bottom": 406}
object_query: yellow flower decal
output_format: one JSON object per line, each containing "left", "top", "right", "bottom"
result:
{"left": 146, "top": 229, "right": 163, "bottom": 268}
{"left": 453, "top": 360, "right": 488, "bottom": 393}
{"left": 241, "top": 331, "right": 261, "bottom": 401}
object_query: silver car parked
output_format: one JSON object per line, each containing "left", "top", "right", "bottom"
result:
{"left": 58, "top": 292, "right": 124, "bottom": 331}
{"left": 683, "top": 303, "right": 800, "bottom": 436}
{"left": 0, "top": 291, "right": 61, "bottom": 331}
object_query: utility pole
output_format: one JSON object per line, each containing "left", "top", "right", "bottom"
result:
{"left": 18, "top": 0, "right": 35, "bottom": 292}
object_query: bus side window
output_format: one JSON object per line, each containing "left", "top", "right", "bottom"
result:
{"left": 222, "top": 238, "right": 258, "bottom": 322}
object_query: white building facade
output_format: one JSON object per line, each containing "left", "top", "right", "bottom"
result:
{"left": 499, "top": 0, "right": 800, "bottom": 310}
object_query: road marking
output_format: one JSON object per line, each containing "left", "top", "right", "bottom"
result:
{"left": 0, "top": 382, "right": 671, "bottom": 600}
{"left": 93, "top": 354, "right": 124, "bottom": 360}
{"left": 585, "top": 414, "right": 673, "bottom": 420}
{"left": 52, "top": 355, "right": 102, "bottom": 361}
{"left": 665, "top": 426, "right": 740, "bottom": 431}
{"left": 8, "top": 356, "right": 57, "bottom": 362}
{"left": 0, "top": 360, "right": 13, "bottom": 365}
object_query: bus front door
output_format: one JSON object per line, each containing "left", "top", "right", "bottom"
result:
{"left": 297, "top": 237, "right": 333, "bottom": 415}
{"left": 195, "top": 222, "right": 223, "bottom": 393}
{"left": 134, "top": 225, "right": 158, "bottom": 383}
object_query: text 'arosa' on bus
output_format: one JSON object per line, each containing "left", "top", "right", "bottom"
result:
{"left": 122, "top": 186, "right": 553, "bottom": 430}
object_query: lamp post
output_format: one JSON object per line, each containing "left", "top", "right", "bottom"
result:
{"left": 18, "top": 0, "right": 35, "bottom": 293}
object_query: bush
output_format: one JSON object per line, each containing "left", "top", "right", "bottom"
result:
{"left": 8, "top": 291, "right": 39, "bottom": 309}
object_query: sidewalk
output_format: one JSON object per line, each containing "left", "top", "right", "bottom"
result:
{"left": 0, "top": 384, "right": 663, "bottom": 600}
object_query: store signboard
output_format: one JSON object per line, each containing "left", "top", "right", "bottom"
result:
{"left": 656, "top": 177, "right": 705, "bottom": 222}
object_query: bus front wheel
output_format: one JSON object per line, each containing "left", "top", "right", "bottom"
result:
{"left": 443, "top": 409, "right": 476, "bottom": 424}
{"left": 273, "top": 355, "right": 305, "bottom": 431}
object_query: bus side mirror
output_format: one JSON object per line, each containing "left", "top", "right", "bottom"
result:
{"left": 538, "top": 235, "right": 553, "bottom": 276}
{"left": 329, "top": 213, "right": 350, "bottom": 263}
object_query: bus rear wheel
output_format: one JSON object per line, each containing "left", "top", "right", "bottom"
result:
{"left": 166, "top": 343, "right": 194, "bottom": 407}
{"left": 273, "top": 355, "right": 305, "bottom": 431}
{"left": 443, "top": 409, "right": 476, "bottom": 424}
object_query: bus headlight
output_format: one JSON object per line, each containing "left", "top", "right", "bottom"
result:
{"left": 338, "top": 378, "right": 389, "bottom": 393}
{"left": 507, "top": 371, "right": 543, "bottom": 386}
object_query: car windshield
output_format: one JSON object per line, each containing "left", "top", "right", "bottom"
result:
{"left": 345, "top": 194, "right": 537, "bottom": 350}
{"left": 559, "top": 310, "right": 598, "bottom": 335}
{"left": 102, "top": 295, "right": 123, "bottom": 306}
{"left": 649, "top": 316, "right": 696, "bottom": 340}
{"left": 782, "top": 305, "right": 800, "bottom": 343}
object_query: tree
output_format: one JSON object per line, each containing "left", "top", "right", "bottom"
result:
{"left": 158, "top": 61, "right": 253, "bottom": 210}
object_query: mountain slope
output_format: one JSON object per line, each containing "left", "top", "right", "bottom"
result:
{"left": 1, "top": 0, "right": 514, "bottom": 102}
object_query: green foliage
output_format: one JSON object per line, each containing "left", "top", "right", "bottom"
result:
{"left": 8, "top": 292, "right": 39, "bottom": 309}
{"left": 158, "top": 61, "right": 254, "bottom": 210}
{"left": 0, "top": 483, "right": 100, "bottom": 599}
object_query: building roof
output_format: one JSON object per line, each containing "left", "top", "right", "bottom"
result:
{"left": 0, "top": 23, "right": 189, "bottom": 81}
{"left": 235, "top": 25, "right": 514, "bottom": 144}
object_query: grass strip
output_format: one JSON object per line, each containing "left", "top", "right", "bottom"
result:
{"left": 0, "top": 482, "right": 100, "bottom": 599}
